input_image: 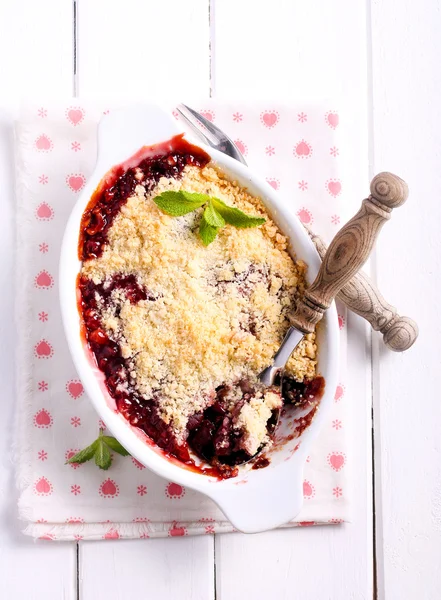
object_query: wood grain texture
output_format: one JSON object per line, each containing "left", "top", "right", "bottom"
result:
{"left": 290, "top": 174, "right": 408, "bottom": 334}
{"left": 80, "top": 537, "right": 214, "bottom": 600}
{"left": 371, "top": 0, "right": 441, "bottom": 598}
{"left": 308, "top": 229, "right": 418, "bottom": 351}
{"left": 214, "top": 1, "right": 373, "bottom": 599}
{"left": 0, "top": 0, "right": 77, "bottom": 593}
{"left": 77, "top": 0, "right": 210, "bottom": 98}
{"left": 216, "top": 312, "right": 373, "bottom": 600}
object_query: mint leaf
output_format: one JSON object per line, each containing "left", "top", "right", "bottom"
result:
{"left": 212, "top": 198, "right": 266, "bottom": 228}
{"left": 102, "top": 436, "right": 130, "bottom": 456}
{"left": 152, "top": 190, "right": 208, "bottom": 216}
{"left": 66, "top": 440, "right": 98, "bottom": 465}
{"left": 199, "top": 215, "right": 219, "bottom": 246}
{"left": 95, "top": 438, "right": 112, "bottom": 470}
{"left": 203, "top": 201, "right": 225, "bottom": 228}
{"left": 65, "top": 430, "right": 130, "bottom": 470}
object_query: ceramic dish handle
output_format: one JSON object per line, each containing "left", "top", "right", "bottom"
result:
{"left": 290, "top": 172, "right": 409, "bottom": 334}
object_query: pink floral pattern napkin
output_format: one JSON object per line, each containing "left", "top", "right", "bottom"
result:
{"left": 15, "top": 101, "right": 349, "bottom": 540}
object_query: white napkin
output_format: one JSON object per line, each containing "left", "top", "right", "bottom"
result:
{"left": 15, "top": 101, "right": 349, "bottom": 540}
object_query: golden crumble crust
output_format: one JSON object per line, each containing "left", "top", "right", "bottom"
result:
{"left": 81, "top": 164, "right": 317, "bottom": 440}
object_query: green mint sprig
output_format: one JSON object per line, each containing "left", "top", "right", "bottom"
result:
{"left": 152, "top": 191, "right": 266, "bottom": 245}
{"left": 66, "top": 429, "right": 129, "bottom": 470}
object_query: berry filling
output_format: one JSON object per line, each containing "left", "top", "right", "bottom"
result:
{"left": 78, "top": 135, "right": 323, "bottom": 479}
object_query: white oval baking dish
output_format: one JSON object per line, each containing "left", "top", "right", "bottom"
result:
{"left": 59, "top": 104, "right": 339, "bottom": 533}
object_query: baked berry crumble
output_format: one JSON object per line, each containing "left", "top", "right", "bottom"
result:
{"left": 78, "top": 134, "right": 322, "bottom": 478}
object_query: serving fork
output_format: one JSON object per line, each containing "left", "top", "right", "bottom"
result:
{"left": 176, "top": 103, "right": 418, "bottom": 352}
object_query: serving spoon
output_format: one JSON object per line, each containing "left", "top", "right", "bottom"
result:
{"left": 176, "top": 103, "right": 418, "bottom": 351}
{"left": 230, "top": 173, "right": 408, "bottom": 466}
{"left": 260, "top": 172, "right": 409, "bottom": 387}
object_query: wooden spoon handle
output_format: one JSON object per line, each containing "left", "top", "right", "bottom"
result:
{"left": 290, "top": 172, "right": 409, "bottom": 334}
{"left": 307, "top": 229, "right": 418, "bottom": 351}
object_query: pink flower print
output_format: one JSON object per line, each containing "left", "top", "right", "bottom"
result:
{"left": 265, "top": 145, "right": 275, "bottom": 156}
{"left": 34, "top": 339, "right": 53, "bottom": 358}
{"left": 329, "top": 518, "right": 344, "bottom": 524}
{"left": 38, "top": 108, "right": 48, "bottom": 118}
{"left": 330, "top": 146, "right": 339, "bottom": 157}
{"left": 34, "top": 477, "right": 53, "bottom": 496}
{"left": 335, "top": 384, "right": 345, "bottom": 402}
{"left": 233, "top": 112, "right": 243, "bottom": 122}
{"left": 71, "top": 484, "right": 81, "bottom": 496}
{"left": 297, "top": 112, "right": 307, "bottom": 122}
{"left": 39, "top": 242, "right": 49, "bottom": 254}
{"left": 36, "top": 202, "right": 53, "bottom": 220}
{"left": 172, "top": 110, "right": 179, "bottom": 120}
{"left": 38, "top": 450, "right": 48, "bottom": 461}
{"left": 66, "top": 517, "right": 84, "bottom": 524}
{"left": 140, "top": 532, "right": 150, "bottom": 539}
{"left": 34, "top": 408, "right": 52, "bottom": 428}
{"left": 38, "top": 311, "right": 49, "bottom": 322}
{"left": 38, "top": 380, "right": 48, "bottom": 392}
{"left": 328, "top": 452, "right": 346, "bottom": 471}
{"left": 297, "top": 208, "right": 313, "bottom": 225}
{"left": 294, "top": 140, "right": 312, "bottom": 158}
{"left": 39, "top": 174, "right": 48, "bottom": 185}
{"left": 298, "top": 180, "right": 308, "bottom": 191}
{"left": 326, "top": 179, "right": 342, "bottom": 197}
{"left": 66, "top": 108, "right": 85, "bottom": 126}
{"left": 131, "top": 457, "right": 145, "bottom": 470}
{"left": 71, "top": 416, "right": 81, "bottom": 427}
{"left": 35, "top": 134, "right": 53, "bottom": 152}
{"left": 99, "top": 419, "right": 106, "bottom": 430}
{"left": 326, "top": 111, "right": 339, "bottom": 129}
{"left": 36, "top": 518, "right": 48, "bottom": 523}
{"left": 168, "top": 522, "right": 187, "bottom": 537}
{"left": 338, "top": 314, "right": 345, "bottom": 329}
{"left": 74, "top": 535, "right": 84, "bottom": 541}
{"left": 333, "top": 486, "right": 343, "bottom": 498}
{"left": 332, "top": 419, "right": 343, "bottom": 430}
{"left": 331, "top": 214, "right": 340, "bottom": 225}
{"left": 200, "top": 109, "right": 215, "bottom": 122}
{"left": 234, "top": 139, "right": 247, "bottom": 156}
{"left": 303, "top": 480, "right": 315, "bottom": 499}
{"left": 165, "top": 482, "right": 185, "bottom": 499}
{"left": 99, "top": 479, "right": 119, "bottom": 498}
{"left": 71, "top": 141, "right": 81, "bottom": 152}
{"left": 260, "top": 111, "right": 279, "bottom": 128}
{"left": 137, "top": 485, "right": 147, "bottom": 496}
{"left": 66, "top": 173, "right": 86, "bottom": 192}
{"left": 205, "top": 525, "right": 215, "bottom": 534}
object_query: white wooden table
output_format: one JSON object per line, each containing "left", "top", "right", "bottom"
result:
{"left": 0, "top": 1, "right": 439, "bottom": 598}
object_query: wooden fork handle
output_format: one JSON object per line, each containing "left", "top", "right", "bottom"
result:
{"left": 307, "top": 230, "right": 418, "bottom": 351}
{"left": 289, "top": 172, "right": 409, "bottom": 334}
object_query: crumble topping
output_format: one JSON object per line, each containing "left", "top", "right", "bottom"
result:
{"left": 81, "top": 164, "right": 317, "bottom": 443}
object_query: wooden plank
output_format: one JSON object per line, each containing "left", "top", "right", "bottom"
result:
{"left": 80, "top": 537, "right": 215, "bottom": 600}
{"left": 0, "top": 1, "right": 76, "bottom": 598}
{"left": 77, "top": 3, "right": 216, "bottom": 599}
{"left": 0, "top": 0, "right": 73, "bottom": 97}
{"left": 77, "top": 0, "right": 210, "bottom": 98}
{"left": 214, "top": 0, "right": 369, "bottom": 101}
{"left": 216, "top": 313, "right": 373, "bottom": 600}
{"left": 213, "top": 1, "right": 373, "bottom": 598}
{"left": 371, "top": 1, "right": 441, "bottom": 597}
